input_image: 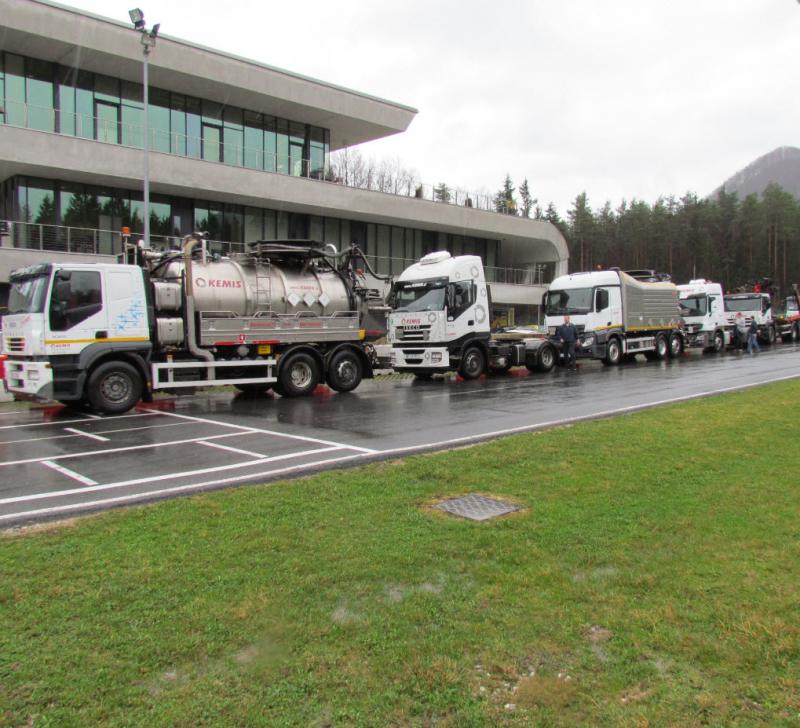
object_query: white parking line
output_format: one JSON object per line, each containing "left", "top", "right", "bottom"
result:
{"left": 41, "top": 460, "right": 98, "bottom": 486}
{"left": 199, "top": 441, "right": 266, "bottom": 458}
{"left": 0, "top": 445, "right": 344, "bottom": 505}
{"left": 140, "top": 408, "right": 379, "bottom": 454}
{"left": 64, "top": 427, "right": 110, "bottom": 442}
{"left": 0, "top": 411, "right": 153, "bottom": 431}
{"left": 0, "top": 430, "right": 258, "bottom": 467}
{"left": 0, "top": 452, "right": 367, "bottom": 522}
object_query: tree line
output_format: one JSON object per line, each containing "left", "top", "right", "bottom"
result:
{"left": 330, "top": 150, "right": 800, "bottom": 296}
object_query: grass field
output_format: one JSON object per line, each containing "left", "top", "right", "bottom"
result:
{"left": 2, "top": 381, "right": 799, "bottom": 727}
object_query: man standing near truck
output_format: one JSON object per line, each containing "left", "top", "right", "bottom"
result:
{"left": 557, "top": 315, "right": 579, "bottom": 370}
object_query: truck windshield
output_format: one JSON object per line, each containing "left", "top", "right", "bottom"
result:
{"left": 545, "top": 287, "right": 593, "bottom": 315}
{"left": 679, "top": 295, "right": 707, "bottom": 317}
{"left": 8, "top": 274, "right": 50, "bottom": 314}
{"left": 391, "top": 282, "right": 446, "bottom": 312}
{"left": 724, "top": 296, "right": 761, "bottom": 312}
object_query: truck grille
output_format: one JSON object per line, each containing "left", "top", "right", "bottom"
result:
{"left": 395, "top": 325, "right": 432, "bottom": 342}
{"left": 4, "top": 336, "right": 25, "bottom": 353}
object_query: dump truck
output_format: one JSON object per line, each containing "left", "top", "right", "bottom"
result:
{"left": 544, "top": 268, "right": 686, "bottom": 364}
{"left": 386, "top": 251, "right": 557, "bottom": 378}
{"left": 2, "top": 234, "right": 390, "bottom": 414}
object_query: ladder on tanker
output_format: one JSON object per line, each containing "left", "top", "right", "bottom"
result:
{"left": 252, "top": 259, "right": 272, "bottom": 315}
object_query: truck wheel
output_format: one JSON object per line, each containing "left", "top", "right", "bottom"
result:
{"left": 535, "top": 344, "right": 556, "bottom": 373}
{"left": 86, "top": 361, "right": 142, "bottom": 415}
{"left": 794, "top": 323, "right": 800, "bottom": 342}
{"left": 767, "top": 325, "right": 776, "bottom": 345}
{"left": 646, "top": 334, "right": 668, "bottom": 361}
{"left": 277, "top": 352, "right": 320, "bottom": 397}
{"left": 326, "top": 350, "right": 363, "bottom": 393}
{"left": 459, "top": 347, "right": 486, "bottom": 380}
{"left": 711, "top": 330, "right": 724, "bottom": 353}
{"left": 668, "top": 332, "right": 684, "bottom": 358}
{"left": 602, "top": 338, "right": 621, "bottom": 366}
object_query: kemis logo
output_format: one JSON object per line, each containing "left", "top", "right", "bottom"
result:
{"left": 194, "top": 277, "right": 242, "bottom": 289}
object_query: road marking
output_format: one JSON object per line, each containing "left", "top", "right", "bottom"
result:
{"left": 139, "top": 408, "right": 379, "bottom": 454}
{"left": 0, "top": 453, "right": 368, "bottom": 523}
{"left": 0, "top": 430, "right": 259, "bottom": 467}
{"left": 0, "top": 446, "right": 344, "bottom": 505}
{"left": 0, "top": 422, "right": 189, "bottom": 446}
{"left": 0, "top": 433, "right": 77, "bottom": 446}
{"left": 64, "top": 427, "right": 110, "bottom": 442}
{"left": 199, "top": 441, "right": 267, "bottom": 458}
{"left": 41, "top": 460, "right": 98, "bottom": 486}
{"left": 0, "top": 411, "right": 153, "bottom": 431}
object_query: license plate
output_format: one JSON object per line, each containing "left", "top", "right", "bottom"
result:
{"left": 257, "top": 344, "right": 272, "bottom": 354}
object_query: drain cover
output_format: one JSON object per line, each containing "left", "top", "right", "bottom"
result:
{"left": 433, "top": 493, "right": 520, "bottom": 522}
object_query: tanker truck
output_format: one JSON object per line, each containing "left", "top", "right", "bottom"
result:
{"left": 1, "top": 234, "right": 390, "bottom": 414}
{"left": 544, "top": 268, "right": 686, "bottom": 364}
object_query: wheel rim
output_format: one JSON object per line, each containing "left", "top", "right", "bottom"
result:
{"left": 101, "top": 373, "right": 132, "bottom": 404}
{"left": 609, "top": 341, "right": 620, "bottom": 362}
{"left": 715, "top": 333, "right": 723, "bottom": 352}
{"left": 290, "top": 361, "right": 314, "bottom": 389}
{"left": 464, "top": 351, "right": 482, "bottom": 377}
{"left": 542, "top": 348, "right": 553, "bottom": 367}
{"left": 670, "top": 336, "right": 681, "bottom": 356}
{"left": 657, "top": 338, "right": 667, "bottom": 356}
{"left": 335, "top": 359, "right": 358, "bottom": 387}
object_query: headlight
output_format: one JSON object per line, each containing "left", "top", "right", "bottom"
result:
{"left": 582, "top": 336, "right": 595, "bottom": 348}
{"left": 431, "top": 352, "right": 443, "bottom": 363}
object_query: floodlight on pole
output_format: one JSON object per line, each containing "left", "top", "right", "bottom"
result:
{"left": 129, "top": 8, "right": 158, "bottom": 247}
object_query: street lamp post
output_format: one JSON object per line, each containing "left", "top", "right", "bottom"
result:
{"left": 129, "top": 9, "right": 159, "bottom": 247}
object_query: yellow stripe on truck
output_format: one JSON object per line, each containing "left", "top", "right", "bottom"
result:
{"left": 45, "top": 337, "right": 150, "bottom": 345}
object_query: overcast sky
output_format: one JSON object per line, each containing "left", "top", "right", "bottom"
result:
{"left": 62, "top": 0, "right": 800, "bottom": 214}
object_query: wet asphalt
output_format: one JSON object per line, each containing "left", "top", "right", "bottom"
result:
{"left": 1, "top": 343, "right": 798, "bottom": 527}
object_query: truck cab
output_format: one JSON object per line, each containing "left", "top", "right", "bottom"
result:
{"left": 3, "top": 262, "right": 150, "bottom": 406}
{"left": 387, "top": 252, "right": 490, "bottom": 376}
{"left": 677, "top": 279, "right": 729, "bottom": 352}
{"left": 723, "top": 292, "right": 776, "bottom": 345}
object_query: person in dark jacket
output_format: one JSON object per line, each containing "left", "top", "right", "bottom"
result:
{"left": 747, "top": 317, "right": 761, "bottom": 354}
{"left": 557, "top": 315, "right": 579, "bottom": 370}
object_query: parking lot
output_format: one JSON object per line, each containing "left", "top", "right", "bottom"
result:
{"left": 2, "top": 343, "right": 800, "bottom": 527}
{"left": 0, "top": 403, "right": 377, "bottom": 525}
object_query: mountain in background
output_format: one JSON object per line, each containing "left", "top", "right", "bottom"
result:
{"left": 712, "top": 145, "right": 800, "bottom": 200}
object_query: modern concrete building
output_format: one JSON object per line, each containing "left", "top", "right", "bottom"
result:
{"left": 0, "top": 0, "right": 568, "bottom": 324}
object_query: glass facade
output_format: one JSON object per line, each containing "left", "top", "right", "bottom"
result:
{"left": 0, "top": 51, "right": 331, "bottom": 179}
{"left": 3, "top": 176, "right": 502, "bottom": 274}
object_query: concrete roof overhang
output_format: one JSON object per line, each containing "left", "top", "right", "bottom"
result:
{"left": 0, "top": 0, "right": 417, "bottom": 149}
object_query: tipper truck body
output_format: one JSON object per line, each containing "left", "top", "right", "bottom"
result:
{"left": 2, "top": 235, "right": 389, "bottom": 414}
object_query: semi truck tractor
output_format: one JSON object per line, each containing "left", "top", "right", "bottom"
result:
{"left": 772, "top": 287, "right": 800, "bottom": 343}
{"left": 386, "top": 251, "right": 556, "bottom": 378}
{"left": 677, "top": 279, "right": 729, "bottom": 353}
{"left": 2, "top": 235, "right": 389, "bottom": 414}
{"left": 544, "top": 269, "right": 685, "bottom": 365}
{"left": 723, "top": 292, "right": 776, "bottom": 345}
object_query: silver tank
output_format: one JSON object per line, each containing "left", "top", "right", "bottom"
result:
{"left": 158, "top": 258, "right": 352, "bottom": 317}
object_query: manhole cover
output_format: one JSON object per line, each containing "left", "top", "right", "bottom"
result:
{"left": 433, "top": 493, "right": 520, "bottom": 521}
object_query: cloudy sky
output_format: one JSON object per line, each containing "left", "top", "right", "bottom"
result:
{"left": 63, "top": 0, "right": 800, "bottom": 213}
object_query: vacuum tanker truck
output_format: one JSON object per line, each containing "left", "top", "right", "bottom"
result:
{"left": 2, "top": 234, "right": 389, "bottom": 414}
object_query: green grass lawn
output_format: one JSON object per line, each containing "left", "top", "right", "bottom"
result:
{"left": 2, "top": 381, "right": 799, "bottom": 727}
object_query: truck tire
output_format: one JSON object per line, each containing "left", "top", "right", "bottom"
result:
{"left": 708, "top": 330, "right": 724, "bottom": 354}
{"left": 326, "top": 349, "right": 363, "bottom": 393}
{"left": 646, "top": 334, "right": 668, "bottom": 361}
{"left": 277, "top": 352, "right": 320, "bottom": 397}
{"left": 459, "top": 346, "right": 486, "bottom": 380}
{"left": 535, "top": 344, "right": 556, "bottom": 373}
{"left": 86, "top": 360, "right": 142, "bottom": 415}
{"left": 602, "top": 337, "right": 621, "bottom": 366}
{"left": 794, "top": 323, "right": 800, "bottom": 342}
{"left": 668, "top": 332, "right": 684, "bottom": 358}
{"left": 767, "top": 325, "right": 776, "bottom": 345}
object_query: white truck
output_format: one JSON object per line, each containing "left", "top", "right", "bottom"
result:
{"left": 2, "top": 235, "right": 389, "bottom": 414}
{"left": 544, "top": 268, "right": 686, "bottom": 364}
{"left": 386, "top": 251, "right": 556, "bottom": 378}
{"left": 677, "top": 279, "right": 729, "bottom": 353}
{"left": 723, "top": 292, "right": 777, "bottom": 345}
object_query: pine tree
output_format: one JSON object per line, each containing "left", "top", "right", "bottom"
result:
{"left": 494, "top": 174, "right": 517, "bottom": 215}
{"left": 519, "top": 178, "right": 536, "bottom": 218}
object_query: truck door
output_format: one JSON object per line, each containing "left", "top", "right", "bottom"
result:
{"left": 595, "top": 287, "right": 621, "bottom": 328}
{"left": 47, "top": 269, "right": 108, "bottom": 350}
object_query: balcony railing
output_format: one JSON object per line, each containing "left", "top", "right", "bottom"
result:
{"left": 0, "top": 220, "right": 548, "bottom": 286}
{"left": 1, "top": 99, "right": 519, "bottom": 215}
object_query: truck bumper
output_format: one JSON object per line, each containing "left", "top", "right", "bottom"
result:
{"left": 684, "top": 331, "right": 711, "bottom": 349}
{"left": 390, "top": 346, "right": 450, "bottom": 371}
{"left": 3, "top": 360, "right": 54, "bottom": 401}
